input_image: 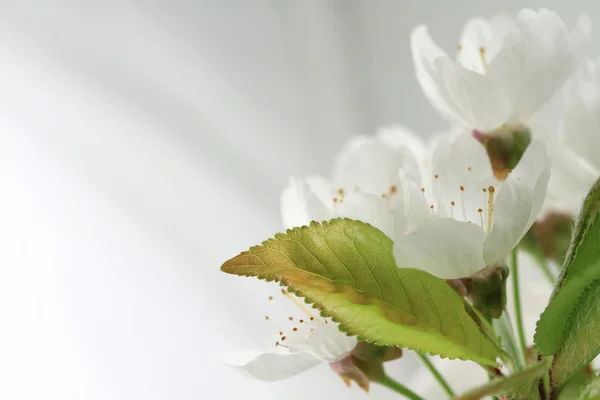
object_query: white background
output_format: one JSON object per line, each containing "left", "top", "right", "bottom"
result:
{"left": 1, "top": 1, "right": 597, "bottom": 399}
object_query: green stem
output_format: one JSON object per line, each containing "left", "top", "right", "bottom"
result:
{"left": 530, "top": 245, "right": 556, "bottom": 285}
{"left": 511, "top": 248, "right": 528, "bottom": 362}
{"left": 416, "top": 352, "right": 455, "bottom": 397}
{"left": 378, "top": 375, "right": 425, "bottom": 400}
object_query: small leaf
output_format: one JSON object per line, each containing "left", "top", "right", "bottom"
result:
{"left": 578, "top": 377, "right": 600, "bottom": 400}
{"left": 221, "top": 219, "right": 501, "bottom": 365}
{"left": 454, "top": 359, "right": 551, "bottom": 400}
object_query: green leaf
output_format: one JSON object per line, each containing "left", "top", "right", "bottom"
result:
{"left": 558, "top": 367, "right": 595, "bottom": 400}
{"left": 552, "top": 283, "right": 600, "bottom": 389}
{"left": 454, "top": 359, "right": 551, "bottom": 400}
{"left": 578, "top": 377, "right": 600, "bottom": 400}
{"left": 535, "top": 264, "right": 600, "bottom": 356}
{"left": 535, "top": 178, "right": 600, "bottom": 356}
{"left": 221, "top": 218, "right": 501, "bottom": 365}
{"left": 533, "top": 178, "right": 600, "bottom": 391}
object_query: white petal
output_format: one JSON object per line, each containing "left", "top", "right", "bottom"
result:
{"left": 376, "top": 125, "right": 427, "bottom": 163}
{"left": 486, "top": 8, "right": 586, "bottom": 123}
{"left": 281, "top": 177, "right": 311, "bottom": 229}
{"left": 337, "top": 192, "right": 405, "bottom": 238}
{"left": 305, "top": 175, "right": 336, "bottom": 220}
{"left": 433, "top": 57, "right": 511, "bottom": 131}
{"left": 546, "top": 140, "right": 598, "bottom": 215}
{"left": 218, "top": 349, "right": 320, "bottom": 381}
{"left": 293, "top": 323, "right": 357, "bottom": 363}
{"left": 456, "top": 15, "right": 516, "bottom": 74}
{"left": 398, "top": 170, "right": 431, "bottom": 233}
{"left": 411, "top": 25, "right": 465, "bottom": 124}
{"left": 394, "top": 217, "right": 487, "bottom": 279}
{"left": 562, "top": 57, "right": 600, "bottom": 171}
{"left": 431, "top": 135, "right": 495, "bottom": 225}
{"left": 332, "top": 136, "right": 419, "bottom": 196}
{"left": 483, "top": 141, "right": 550, "bottom": 265}
{"left": 571, "top": 15, "right": 592, "bottom": 54}
{"left": 280, "top": 176, "right": 333, "bottom": 229}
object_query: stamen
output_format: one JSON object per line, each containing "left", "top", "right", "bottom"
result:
{"left": 265, "top": 316, "right": 269, "bottom": 320}
{"left": 281, "top": 289, "right": 317, "bottom": 319}
{"left": 487, "top": 186, "right": 495, "bottom": 233}
{"left": 481, "top": 188, "right": 487, "bottom": 220}
{"left": 467, "top": 166, "right": 472, "bottom": 171}
{"left": 450, "top": 201, "right": 456, "bottom": 218}
{"left": 477, "top": 208, "right": 484, "bottom": 228}
{"left": 268, "top": 296, "right": 273, "bottom": 301}
{"left": 459, "top": 186, "right": 467, "bottom": 220}
{"left": 479, "top": 47, "right": 488, "bottom": 70}
{"left": 338, "top": 188, "right": 345, "bottom": 199}
{"left": 390, "top": 185, "right": 398, "bottom": 195}
{"left": 457, "top": 43, "right": 463, "bottom": 51}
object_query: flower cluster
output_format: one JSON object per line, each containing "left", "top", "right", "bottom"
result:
{"left": 219, "top": 8, "right": 600, "bottom": 400}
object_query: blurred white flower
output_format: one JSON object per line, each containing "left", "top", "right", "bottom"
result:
{"left": 219, "top": 288, "right": 357, "bottom": 381}
{"left": 411, "top": 8, "right": 590, "bottom": 133}
{"left": 546, "top": 57, "right": 600, "bottom": 215}
{"left": 394, "top": 135, "right": 550, "bottom": 279}
{"left": 280, "top": 126, "right": 427, "bottom": 239}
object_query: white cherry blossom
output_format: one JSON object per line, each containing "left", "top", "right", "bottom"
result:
{"left": 394, "top": 135, "right": 550, "bottom": 279}
{"left": 281, "top": 127, "right": 427, "bottom": 239}
{"left": 219, "top": 287, "right": 357, "bottom": 381}
{"left": 411, "top": 8, "right": 590, "bottom": 133}
{"left": 546, "top": 57, "right": 600, "bottom": 214}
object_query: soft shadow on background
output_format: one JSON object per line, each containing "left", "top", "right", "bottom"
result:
{"left": 1, "top": 1, "right": 598, "bottom": 399}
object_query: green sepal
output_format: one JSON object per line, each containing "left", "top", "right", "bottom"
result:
{"left": 464, "top": 263, "right": 509, "bottom": 319}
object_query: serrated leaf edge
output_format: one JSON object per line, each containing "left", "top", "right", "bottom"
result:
{"left": 221, "top": 218, "right": 500, "bottom": 365}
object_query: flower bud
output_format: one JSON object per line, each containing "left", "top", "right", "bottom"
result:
{"left": 473, "top": 124, "right": 532, "bottom": 180}
{"left": 459, "top": 263, "right": 509, "bottom": 319}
